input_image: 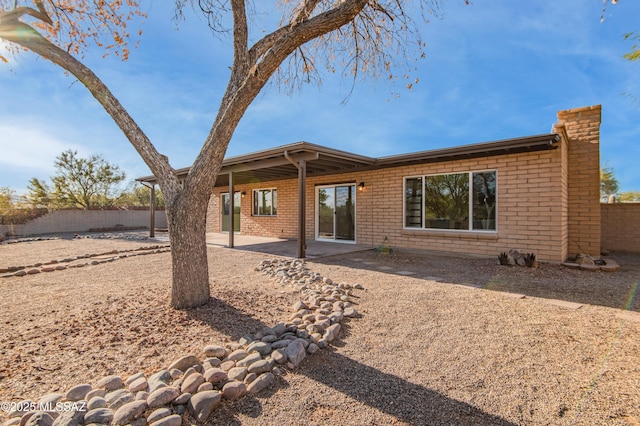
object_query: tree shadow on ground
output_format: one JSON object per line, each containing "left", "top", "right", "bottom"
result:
{"left": 185, "top": 297, "right": 270, "bottom": 341}
{"left": 185, "top": 298, "right": 516, "bottom": 425}
{"left": 301, "top": 347, "right": 516, "bottom": 425}
{"left": 311, "top": 250, "right": 640, "bottom": 313}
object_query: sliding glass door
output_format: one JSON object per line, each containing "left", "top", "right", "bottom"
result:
{"left": 221, "top": 192, "right": 241, "bottom": 232}
{"left": 316, "top": 184, "right": 355, "bottom": 242}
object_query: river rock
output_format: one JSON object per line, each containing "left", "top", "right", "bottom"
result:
{"left": 95, "top": 375, "right": 124, "bottom": 392}
{"left": 224, "top": 349, "right": 248, "bottom": 362}
{"left": 247, "top": 341, "right": 272, "bottom": 356}
{"left": 149, "top": 414, "right": 182, "bottom": 426}
{"left": 307, "top": 343, "right": 320, "bottom": 354}
{"left": 146, "top": 408, "right": 171, "bottom": 424}
{"left": 112, "top": 400, "right": 147, "bottom": 426}
{"left": 172, "top": 393, "right": 191, "bottom": 406}
{"left": 198, "top": 382, "right": 214, "bottom": 392}
{"left": 247, "top": 359, "right": 273, "bottom": 375}
{"left": 84, "top": 389, "right": 106, "bottom": 402}
{"left": 203, "top": 368, "right": 227, "bottom": 384}
{"left": 66, "top": 385, "right": 92, "bottom": 402}
{"left": 51, "top": 406, "right": 86, "bottom": 426}
{"left": 187, "top": 391, "right": 221, "bottom": 423}
{"left": 128, "top": 377, "right": 148, "bottom": 393}
{"left": 227, "top": 366, "right": 247, "bottom": 381}
{"left": 180, "top": 372, "right": 204, "bottom": 394}
{"left": 124, "top": 373, "right": 145, "bottom": 387}
{"left": 236, "top": 352, "right": 261, "bottom": 368}
{"left": 203, "top": 345, "right": 226, "bottom": 359}
{"left": 83, "top": 408, "right": 113, "bottom": 425}
{"left": 247, "top": 373, "right": 275, "bottom": 394}
{"left": 147, "top": 387, "right": 180, "bottom": 409}
{"left": 147, "top": 371, "right": 171, "bottom": 393}
{"left": 167, "top": 355, "right": 201, "bottom": 373}
{"left": 243, "top": 373, "right": 257, "bottom": 384}
{"left": 38, "top": 394, "right": 63, "bottom": 406}
{"left": 23, "top": 412, "right": 55, "bottom": 426}
{"left": 271, "top": 340, "right": 290, "bottom": 349}
{"left": 324, "top": 323, "right": 341, "bottom": 342}
{"left": 221, "top": 381, "right": 247, "bottom": 401}
{"left": 86, "top": 397, "right": 107, "bottom": 411}
{"left": 104, "top": 389, "right": 133, "bottom": 410}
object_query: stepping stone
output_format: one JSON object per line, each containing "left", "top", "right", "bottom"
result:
{"left": 544, "top": 299, "right": 583, "bottom": 310}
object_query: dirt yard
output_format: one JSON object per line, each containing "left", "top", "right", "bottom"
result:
{"left": 1, "top": 233, "right": 639, "bottom": 425}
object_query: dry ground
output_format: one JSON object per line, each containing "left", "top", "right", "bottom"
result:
{"left": 1, "top": 234, "right": 639, "bottom": 425}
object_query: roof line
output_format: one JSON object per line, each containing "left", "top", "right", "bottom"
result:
{"left": 136, "top": 134, "right": 560, "bottom": 183}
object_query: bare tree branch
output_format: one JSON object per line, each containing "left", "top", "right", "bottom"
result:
{"left": 290, "top": 0, "right": 322, "bottom": 26}
{"left": 0, "top": 16, "right": 180, "bottom": 200}
{"left": 186, "top": 0, "right": 370, "bottom": 198}
{"left": 231, "top": 0, "right": 249, "bottom": 72}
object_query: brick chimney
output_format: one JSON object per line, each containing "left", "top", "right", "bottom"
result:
{"left": 553, "top": 105, "right": 601, "bottom": 259}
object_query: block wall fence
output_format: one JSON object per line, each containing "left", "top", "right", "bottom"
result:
{"left": 601, "top": 203, "right": 640, "bottom": 253}
{"left": 0, "top": 209, "right": 167, "bottom": 237}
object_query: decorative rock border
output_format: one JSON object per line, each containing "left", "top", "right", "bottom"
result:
{"left": 0, "top": 245, "right": 171, "bottom": 278}
{"left": 2, "top": 259, "right": 361, "bottom": 426}
{"left": 0, "top": 236, "right": 60, "bottom": 245}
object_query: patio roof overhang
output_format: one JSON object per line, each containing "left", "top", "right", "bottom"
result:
{"left": 136, "top": 142, "right": 377, "bottom": 186}
{"left": 137, "top": 134, "right": 560, "bottom": 186}
{"left": 136, "top": 133, "right": 560, "bottom": 257}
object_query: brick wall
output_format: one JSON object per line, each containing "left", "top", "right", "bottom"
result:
{"left": 207, "top": 178, "right": 299, "bottom": 238}
{"left": 555, "top": 105, "right": 602, "bottom": 258}
{"left": 601, "top": 203, "right": 640, "bottom": 253}
{"left": 334, "top": 149, "right": 566, "bottom": 262}
{"left": 207, "top": 146, "right": 568, "bottom": 262}
{"left": 204, "top": 106, "right": 602, "bottom": 262}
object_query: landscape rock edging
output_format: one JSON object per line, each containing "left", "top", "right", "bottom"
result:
{"left": 2, "top": 258, "right": 362, "bottom": 425}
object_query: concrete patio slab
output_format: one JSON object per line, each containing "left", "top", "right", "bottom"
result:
{"left": 205, "top": 232, "right": 371, "bottom": 259}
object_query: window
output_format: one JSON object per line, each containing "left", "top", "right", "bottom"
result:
{"left": 253, "top": 188, "right": 277, "bottom": 216}
{"left": 404, "top": 171, "right": 496, "bottom": 231}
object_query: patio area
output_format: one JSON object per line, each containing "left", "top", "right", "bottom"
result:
{"left": 205, "top": 232, "right": 372, "bottom": 258}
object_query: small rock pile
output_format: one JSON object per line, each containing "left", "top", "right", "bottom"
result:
{"left": 562, "top": 253, "right": 621, "bottom": 272}
{"left": 0, "top": 245, "right": 170, "bottom": 278}
{"left": 498, "top": 249, "right": 538, "bottom": 268}
{"left": 2, "top": 259, "right": 361, "bottom": 425}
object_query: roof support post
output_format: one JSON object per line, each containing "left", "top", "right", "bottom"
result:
{"left": 297, "top": 159, "right": 306, "bottom": 259}
{"left": 149, "top": 184, "right": 156, "bottom": 238}
{"left": 228, "top": 171, "right": 235, "bottom": 249}
{"left": 140, "top": 182, "right": 155, "bottom": 238}
{"left": 284, "top": 150, "right": 307, "bottom": 258}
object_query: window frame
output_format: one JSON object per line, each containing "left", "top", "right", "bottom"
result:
{"left": 252, "top": 188, "right": 277, "bottom": 216}
{"left": 403, "top": 170, "right": 498, "bottom": 232}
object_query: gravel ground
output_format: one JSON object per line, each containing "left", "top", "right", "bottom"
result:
{"left": 1, "top": 233, "right": 639, "bottom": 425}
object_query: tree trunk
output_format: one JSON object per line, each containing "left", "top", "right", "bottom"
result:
{"left": 166, "top": 195, "right": 211, "bottom": 309}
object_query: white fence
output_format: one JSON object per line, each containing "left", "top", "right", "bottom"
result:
{"left": 0, "top": 209, "right": 166, "bottom": 237}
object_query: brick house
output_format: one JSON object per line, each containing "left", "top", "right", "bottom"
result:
{"left": 141, "top": 105, "right": 602, "bottom": 262}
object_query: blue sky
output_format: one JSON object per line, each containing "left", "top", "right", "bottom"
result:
{"left": 1, "top": 1, "right": 639, "bottom": 195}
